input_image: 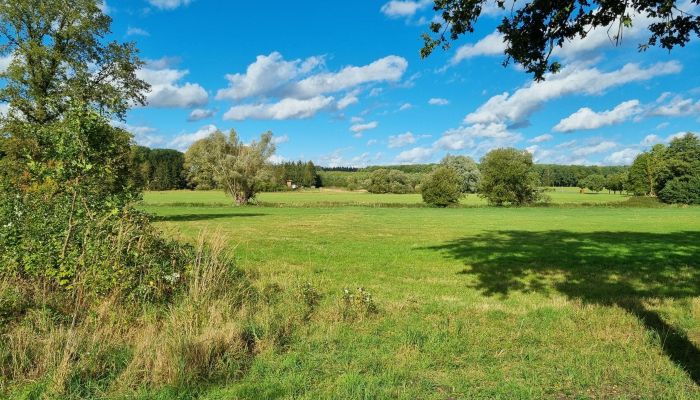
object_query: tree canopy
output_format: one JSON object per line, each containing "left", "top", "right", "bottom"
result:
{"left": 0, "top": 0, "right": 148, "bottom": 123}
{"left": 628, "top": 132, "right": 700, "bottom": 203}
{"left": 440, "top": 154, "right": 480, "bottom": 193}
{"left": 478, "top": 148, "right": 540, "bottom": 205}
{"left": 421, "top": 0, "right": 700, "bottom": 80}
{"left": 184, "top": 130, "right": 276, "bottom": 205}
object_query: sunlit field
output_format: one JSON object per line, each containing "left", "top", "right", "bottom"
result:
{"left": 143, "top": 186, "right": 629, "bottom": 207}
{"left": 140, "top": 191, "right": 700, "bottom": 399}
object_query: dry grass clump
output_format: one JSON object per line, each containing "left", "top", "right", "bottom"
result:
{"left": 0, "top": 234, "right": 312, "bottom": 399}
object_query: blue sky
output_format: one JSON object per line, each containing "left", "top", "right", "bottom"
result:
{"left": 104, "top": 0, "right": 700, "bottom": 166}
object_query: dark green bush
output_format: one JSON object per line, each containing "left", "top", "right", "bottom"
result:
{"left": 658, "top": 176, "right": 700, "bottom": 204}
{"left": 0, "top": 107, "right": 190, "bottom": 304}
{"left": 478, "top": 148, "right": 540, "bottom": 205}
{"left": 421, "top": 166, "right": 462, "bottom": 207}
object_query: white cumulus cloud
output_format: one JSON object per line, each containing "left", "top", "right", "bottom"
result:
{"left": 350, "top": 121, "right": 379, "bottom": 136}
{"left": 223, "top": 96, "right": 335, "bottom": 121}
{"left": 217, "top": 52, "right": 408, "bottom": 120}
{"left": 148, "top": 0, "right": 192, "bottom": 10}
{"left": 428, "top": 97, "right": 449, "bottom": 106}
{"left": 169, "top": 124, "right": 219, "bottom": 151}
{"left": 137, "top": 60, "right": 208, "bottom": 108}
{"left": 395, "top": 146, "right": 434, "bottom": 163}
{"left": 528, "top": 134, "right": 553, "bottom": 143}
{"left": 380, "top": 0, "right": 431, "bottom": 18}
{"left": 465, "top": 62, "right": 681, "bottom": 127}
{"left": 188, "top": 108, "right": 215, "bottom": 122}
{"left": 553, "top": 100, "right": 642, "bottom": 132}
{"left": 605, "top": 148, "right": 640, "bottom": 165}
{"left": 449, "top": 31, "right": 506, "bottom": 66}
{"left": 388, "top": 132, "right": 417, "bottom": 148}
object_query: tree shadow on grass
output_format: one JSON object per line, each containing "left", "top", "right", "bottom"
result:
{"left": 154, "top": 212, "right": 268, "bottom": 222}
{"left": 423, "top": 230, "right": 700, "bottom": 385}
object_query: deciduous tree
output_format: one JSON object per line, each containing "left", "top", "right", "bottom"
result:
{"left": 421, "top": 0, "right": 700, "bottom": 81}
{"left": 440, "top": 154, "right": 480, "bottom": 193}
{"left": 478, "top": 148, "right": 540, "bottom": 205}
{"left": 185, "top": 130, "right": 275, "bottom": 205}
{"left": 0, "top": 0, "right": 148, "bottom": 124}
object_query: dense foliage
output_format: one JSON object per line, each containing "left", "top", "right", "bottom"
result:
{"left": 478, "top": 148, "right": 541, "bottom": 206}
{"left": 0, "top": 0, "right": 148, "bottom": 122}
{"left": 605, "top": 172, "right": 627, "bottom": 194}
{"left": 440, "top": 154, "right": 480, "bottom": 193}
{"left": 367, "top": 168, "right": 417, "bottom": 194}
{"left": 271, "top": 161, "right": 320, "bottom": 189}
{"left": 421, "top": 166, "right": 462, "bottom": 207}
{"left": 421, "top": 0, "right": 700, "bottom": 80}
{"left": 184, "top": 130, "right": 275, "bottom": 205}
{"left": 580, "top": 174, "right": 606, "bottom": 192}
{"left": 130, "top": 147, "right": 186, "bottom": 190}
{"left": 0, "top": 0, "right": 188, "bottom": 304}
{"left": 534, "top": 164, "right": 629, "bottom": 187}
{"left": 629, "top": 133, "right": 700, "bottom": 204}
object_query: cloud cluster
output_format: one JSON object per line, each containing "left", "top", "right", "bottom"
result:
{"left": 188, "top": 108, "right": 216, "bottom": 121}
{"left": 448, "top": 10, "right": 655, "bottom": 69}
{"left": 394, "top": 123, "right": 522, "bottom": 163}
{"left": 216, "top": 52, "right": 408, "bottom": 121}
{"left": 651, "top": 94, "right": 700, "bottom": 117}
{"left": 350, "top": 121, "right": 379, "bottom": 137}
{"left": 110, "top": 121, "right": 165, "bottom": 148}
{"left": 554, "top": 100, "right": 642, "bottom": 132}
{"left": 137, "top": 59, "right": 208, "bottom": 108}
{"left": 126, "top": 27, "right": 149, "bottom": 37}
{"left": 169, "top": 124, "right": 219, "bottom": 151}
{"left": 380, "top": 0, "right": 431, "bottom": 18}
{"left": 388, "top": 132, "right": 418, "bottom": 148}
{"left": 449, "top": 31, "right": 506, "bottom": 66}
{"left": 465, "top": 62, "right": 681, "bottom": 127}
{"left": 428, "top": 97, "right": 449, "bottom": 106}
{"left": 147, "top": 0, "right": 192, "bottom": 10}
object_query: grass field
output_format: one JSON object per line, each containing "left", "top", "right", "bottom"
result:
{"left": 141, "top": 190, "right": 700, "bottom": 399}
{"left": 143, "top": 186, "right": 629, "bottom": 207}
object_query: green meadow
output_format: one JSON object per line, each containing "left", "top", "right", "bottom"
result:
{"left": 143, "top": 186, "right": 629, "bottom": 207}
{"left": 140, "top": 190, "right": 700, "bottom": 399}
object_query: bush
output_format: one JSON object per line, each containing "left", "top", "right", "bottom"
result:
{"left": 0, "top": 108, "right": 189, "bottom": 304}
{"left": 367, "top": 169, "right": 414, "bottom": 194}
{"left": 657, "top": 176, "right": 700, "bottom": 204}
{"left": 421, "top": 166, "right": 462, "bottom": 207}
{"left": 0, "top": 189, "right": 190, "bottom": 304}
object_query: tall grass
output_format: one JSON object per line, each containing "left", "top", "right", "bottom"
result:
{"left": 0, "top": 234, "right": 315, "bottom": 399}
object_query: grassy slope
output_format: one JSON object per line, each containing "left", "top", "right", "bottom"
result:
{"left": 141, "top": 192, "right": 700, "bottom": 399}
{"left": 143, "top": 187, "right": 629, "bottom": 207}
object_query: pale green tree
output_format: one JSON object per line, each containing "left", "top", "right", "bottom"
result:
{"left": 185, "top": 130, "right": 276, "bottom": 205}
{"left": 440, "top": 154, "right": 480, "bottom": 193}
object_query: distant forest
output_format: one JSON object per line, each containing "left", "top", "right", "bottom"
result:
{"left": 131, "top": 146, "right": 628, "bottom": 191}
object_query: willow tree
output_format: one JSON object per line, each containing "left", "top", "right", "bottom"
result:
{"left": 185, "top": 130, "right": 276, "bottom": 205}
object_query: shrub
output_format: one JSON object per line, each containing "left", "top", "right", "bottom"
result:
{"left": 367, "top": 169, "right": 414, "bottom": 194}
{"left": 421, "top": 166, "right": 462, "bottom": 207}
{"left": 657, "top": 176, "right": 700, "bottom": 204}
